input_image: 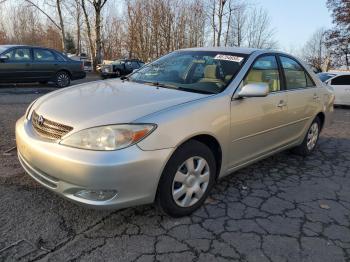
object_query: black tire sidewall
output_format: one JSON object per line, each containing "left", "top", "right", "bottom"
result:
{"left": 157, "top": 140, "right": 216, "bottom": 217}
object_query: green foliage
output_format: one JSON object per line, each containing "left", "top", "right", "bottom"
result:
{"left": 65, "top": 32, "right": 76, "bottom": 54}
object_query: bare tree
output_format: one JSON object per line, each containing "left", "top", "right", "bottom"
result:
{"left": 245, "top": 7, "right": 277, "bottom": 49}
{"left": 81, "top": 0, "right": 108, "bottom": 70}
{"left": 302, "top": 28, "right": 331, "bottom": 72}
{"left": 23, "top": 0, "right": 67, "bottom": 52}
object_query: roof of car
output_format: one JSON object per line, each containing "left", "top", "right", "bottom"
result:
{"left": 178, "top": 46, "right": 262, "bottom": 55}
{"left": 326, "top": 71, "right": 350, "bottom": 76}
{"left": 0, "top": 44, "right": 58, "bottom": 50}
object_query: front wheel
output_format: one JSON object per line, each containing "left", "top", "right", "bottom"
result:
{"left": 293, "top": 117, "right": 321, "bottom": 156}
{"left": 157, "top": 140, "right": 216, "bottom": 217}
{"left": 114, "top": 69, "right": 121, "bottom": 78}
{"left": 55, "top": 71, "right": 71, "bottom": 88}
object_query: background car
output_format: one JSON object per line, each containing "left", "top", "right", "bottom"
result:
{"left": 100, "top": 58, "right": 144, "bottom": 79}
{"left": 318, "top": 72, "right": 350, "bottom": 106}
{"left": 0, "top": 45, "right": 86, "bottom": 88}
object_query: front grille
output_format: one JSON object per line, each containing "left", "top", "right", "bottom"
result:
{"left": 31, "top": 111, "right": 73, "bottom": 140}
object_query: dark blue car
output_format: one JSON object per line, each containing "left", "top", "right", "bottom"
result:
{"left": 0, "top": 45, "right": 86, "bottom": 88}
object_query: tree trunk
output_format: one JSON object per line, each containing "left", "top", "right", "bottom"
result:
{"left": 94, "top": 6, "right": 102, "bottom": 68}
{"left": 56, "top": 0, "right": 66, "bottom": 52}
{"left": 81, "top": 0, "right": 95, "bottom": 69}
{"left": 216, "top": 0, "right": 226, "bottom": 47}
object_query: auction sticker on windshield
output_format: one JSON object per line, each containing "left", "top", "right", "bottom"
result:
{"left": 214, "top": 54, "right": 244, "bottom": 63}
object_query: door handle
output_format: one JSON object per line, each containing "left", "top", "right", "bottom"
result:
{"left": 313, "top": 94, "right": 320, "bottom": 101}
{"left": 277, "top": 100, "right": 287, "bottom": 108}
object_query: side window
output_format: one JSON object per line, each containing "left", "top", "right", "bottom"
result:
{"left": 34, "top": 49, "right": 55, "bottom": 61}
{"left": 280, "top": 56, "right": 315, "bottom": 89}
{"left": 4, "top": 48, "right": 31, "bottom": 61}
{"left": 131, "top": 61, "right": 140, "bottom": 69}
{"left": 244, "top": 55, "right": 280, "bottom": 92}
{"left": 331, "top": 75, "right": 350, "bottom": 85}
{"left": 55, "top": 52, "right": 67, "bottom": 61}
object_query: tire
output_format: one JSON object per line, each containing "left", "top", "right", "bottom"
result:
{"left": 293, "top": 117, "right": 321, "bottom": 156}
{"left": 115, "top": 69, "right": 121, "bottom": 78}
{"left": 157, "top": 140, "right": 216, "bottom": 217}
{"left": 55, "top": 71, "right": 71, "bottom": 88}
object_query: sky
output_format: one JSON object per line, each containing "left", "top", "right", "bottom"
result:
{"left": 253, "top": 0, "right": 333, "bottom": 52}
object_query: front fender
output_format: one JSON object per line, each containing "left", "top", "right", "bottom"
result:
{"left": 136, "top": 94, "right": 232, "bottom": 174}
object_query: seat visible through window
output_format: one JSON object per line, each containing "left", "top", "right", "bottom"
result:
{"left": 243, "top": 56, "right": 280, "bottom": 92}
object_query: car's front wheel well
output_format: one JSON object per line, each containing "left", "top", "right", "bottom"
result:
{"left": 188, "top": 135, "right": 222, "bottom": 179}
{"left": 56, "top": 69, "right": 72, "bottom": 78}
{"left": 316, "top": 112, "right": 325, "bottom": 130}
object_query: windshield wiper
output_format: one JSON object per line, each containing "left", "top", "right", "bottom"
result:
{"left": 142, "top": 81, "right": 216, "bottom": 95}
{"left": 143, "top": 81, "right": 177, "bottom": 89}
{"left": 177, "top": 87, "right": 217, "bottom": 95}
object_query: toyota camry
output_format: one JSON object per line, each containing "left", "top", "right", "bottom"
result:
{"left": 16, "top": 47, "right": 334, "bottom": 217}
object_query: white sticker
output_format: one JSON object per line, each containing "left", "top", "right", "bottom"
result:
{"left": 214, "top": 54, "right": 244, "bottom": 63}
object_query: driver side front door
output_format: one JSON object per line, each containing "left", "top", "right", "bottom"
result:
{"left": 0, "top": 47, "right": 33, "bottom": 82}
{"left": 229, "top": 55, "right": 290, "bottom": 169}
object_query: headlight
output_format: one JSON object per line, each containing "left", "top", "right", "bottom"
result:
{"left": 60, "top": 124, "right": 156, "bottom": 151}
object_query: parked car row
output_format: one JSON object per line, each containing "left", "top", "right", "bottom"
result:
{"left": 100, "top": 59, "right": 145, "bottom": 79}
{"left": 0, "top": 45, "right": 86, "bottom": 88}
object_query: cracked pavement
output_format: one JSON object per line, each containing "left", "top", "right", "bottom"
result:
{"left": 0, "top": 91, "right": 349, "bottom": 261}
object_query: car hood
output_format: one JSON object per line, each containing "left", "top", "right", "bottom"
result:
{"left": 33, "top": 80, "right": 208, "bottom": 130}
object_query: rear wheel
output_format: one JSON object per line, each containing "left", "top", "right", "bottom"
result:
{"left": 157, "top": 140, "right": 216, "bottom": 217}
{"left": 293, "top": 117, "right": 321, "bottom": 156}
{"left": 55, "top": 71, "right": 71, "bottom": 88}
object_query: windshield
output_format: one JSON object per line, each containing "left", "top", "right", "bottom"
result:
{"left": 318, "top": 73, "right": 336, "bottom": 82}
{"left": 129, "top": 51, "right": 247, "bottom": 94}
{"left": 0, "top": 46, "right": 9, "bottom": 54}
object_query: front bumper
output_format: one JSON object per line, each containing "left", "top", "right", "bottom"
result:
{"left": 100, "top": 71, "right": 117, "bottom": 78}
{"left": 16, "top": 116, "right": 173, "bottom": 209}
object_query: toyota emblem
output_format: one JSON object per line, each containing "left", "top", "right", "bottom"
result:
{"left": 38, "top": 115, "right": 44, "bottom": 126}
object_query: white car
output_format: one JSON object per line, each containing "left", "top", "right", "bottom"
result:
{"left": 318, "top": 72, "right": 350, "bottom": 106}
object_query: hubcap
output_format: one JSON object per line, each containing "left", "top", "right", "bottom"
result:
{"left": 307, "top": 122, "right": 319, "bottom": 151}
{"left": 172, "top": 156, "right": 210, "bottom": 208}
{"left": 57, "top": 73, "right": 69, "bottom": 87}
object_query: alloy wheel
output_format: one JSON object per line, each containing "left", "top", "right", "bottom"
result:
{"left": 172, "top": 156, "right": 210, "bottom": 207}
{"left": 57, "top": 72, "right": 70, "bottom": 87}
{"left": 307, "top": 122, "right": 319, "bottom": 151}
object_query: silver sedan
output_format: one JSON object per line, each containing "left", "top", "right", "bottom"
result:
{"left": 16, "top": 47, "right": 334, "bottom": 217}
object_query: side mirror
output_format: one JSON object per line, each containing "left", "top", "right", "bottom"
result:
{"left": 238, "top": 83, "right": 269, "bottom": 98}
{"left": 0, "top": 55, "right": 8, "bottom": 62}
